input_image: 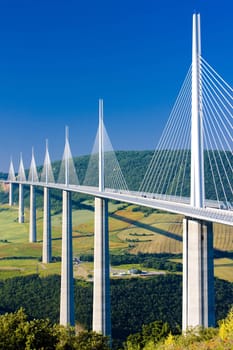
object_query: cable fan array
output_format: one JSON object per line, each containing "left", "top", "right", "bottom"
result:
{"left": 6, "top": 57, "right": 232, "bottom": 209}
{"left": 83, "top": 123, "right": 128, "bottom": 192}
{"left": 139, "top": 66, "right": 192, "bottom": 200}
{"left": 139, "top": 57, "right": 233, "bottom": 209}
{"left": 201, "top": 57, "right": 233, "bottom": 208}
{"left": 8, "top": 125, "right": 128, "bottom": 193}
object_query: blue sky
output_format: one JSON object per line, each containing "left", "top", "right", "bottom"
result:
{"left": 0, "top": 0, "right": 232, "bottom": 172}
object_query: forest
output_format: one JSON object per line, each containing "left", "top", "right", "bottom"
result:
{"left": 0, "top": 274, "right": 232, "bottom": 349}
{"left": 0, "top": 150, "right": 232, "bottom": 348}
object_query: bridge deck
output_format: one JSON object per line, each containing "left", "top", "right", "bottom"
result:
{"left": 2, "top": 180, "right": 232, "bottom": 227}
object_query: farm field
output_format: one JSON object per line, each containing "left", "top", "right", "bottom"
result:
{"left": 0, "top": 203, "right": 232, "bottom": 281}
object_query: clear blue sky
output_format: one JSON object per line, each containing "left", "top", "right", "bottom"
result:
{"left": 0, "top": 0, "right": 232, "bottom": 172}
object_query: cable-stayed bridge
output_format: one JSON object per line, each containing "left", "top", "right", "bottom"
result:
{"left": 0, "top": 13, "right": 232, "bottom": 340}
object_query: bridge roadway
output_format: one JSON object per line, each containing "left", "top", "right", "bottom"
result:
{"left": 4, "top": 180, "right": 233, "bottom": 227}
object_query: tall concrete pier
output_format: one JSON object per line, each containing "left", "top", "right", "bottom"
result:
{"left": 60, "top": 190, "right": 74, "bottom": 326}
{"left": 18, "top": 154, "right": 26, "bottom": 223}
{"left": 8, "top": 159, "right": 15, "bottom": 206}
{"left": 60, "top": 129, "right": 74, "bottom": 327}
{"left": 9, "top": 183, "right": 13, "bottom": 206}
{"left": 93, "top": 197, "right": 111, "bottom": 336}
{"left": 92, "top": 99, "right": 111, "bottom": 338}
{"left": 29, "top": 185, "right": 37, "bottom": 242}
{"left": 42, "top": 187, "right": 52, "bottom": 263}
{"left": 28, "top": 149, "right": 38, "bottom": 242}
{"left": 182, "top": 13, "right": 215, "bottom": 330}
{"left": 42, "top": 140, "right": 53, "bottom": 263}
{"left": 182, "top": 218, "right": 214, "bottom": 329}
{"left": 18, "top": 184, "right": 24, "bottom": 223}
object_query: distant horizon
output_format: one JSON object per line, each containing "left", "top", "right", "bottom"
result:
{"left": 0, "top": 0, "right": 232, "bottom": 172}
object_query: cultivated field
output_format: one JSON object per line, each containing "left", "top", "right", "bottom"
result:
{"left": 0, "top": 202, "right": 232, "bottom": 281}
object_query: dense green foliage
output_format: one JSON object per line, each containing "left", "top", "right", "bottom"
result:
{"left": 124, "top": 320, "right": 171, "bottom": 350}
{"left": 110, "top": 253, "right": 182, "bottom": 272}
{"left": 124, "top": 308, "right": 233, "bottom": 349}
{"left": 0, "top": 308, "right": 110, "bottom": 350}
{"left": 0, "top": 274, "right": 232, "bottom": 349}
{"left": 2, "top": 307, "right": 233, "bottom": 350}
{"left": 80, "top": 253, "right": 183, "bottom": 272}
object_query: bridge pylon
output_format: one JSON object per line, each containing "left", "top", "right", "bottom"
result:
{"left": 18, "top": 183, "right": 24, "bottom": 223}
{"left": 42, "top": 141, "right": 52, "bottom": 263}
{"left": 18, "top": 154, "right": 25, "bottom": 223}
{"left": 29, "top": 185, "right": 37, "bottom": 242}
{"left": 182, "top": 13, "right": 215, "bottom": 331}
{"left": 60, "top": 128, "right": 75, "bottom": 327}
{"left": 42, "top": 187, "right": 51, "bottom": 263}
{"left": 92, "top": 99, "right": 111, "bottom": 339}
{"left": 29, "top": 149, "right": 38, "bottom": 242}
{"left": 8, "top": 158, "right": 15, "bottom": 206}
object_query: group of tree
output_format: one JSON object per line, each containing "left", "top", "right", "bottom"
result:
{"left": 123, "top": 308, "right": 233, "bottom": 349}
{"left": 1, "top": 303, "right": 233, "bottom": 350}
{"left": 80, "top": 253, "right": 183, "bottom": 273}
{"left": 0, "top": 308, "right": 110, "bottom": 350}
{"left": 0, "top": 274, "right": 232, "bottom": 349}
{"left": 110, "top": 253, "right": 183, "bottom": 272}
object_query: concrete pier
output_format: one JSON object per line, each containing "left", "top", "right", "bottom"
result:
{"left": 29, "top": 185, "right": 37, "bottom": 242}
{"left": 60, "top": 190, "right": 75, "bottom": 326}
{"left": 42, "top": 187, "right": 52, "bottom": 263}
{"left": 182, "top": 218, "right": 215, "bottom": 330}
{"left": 9, "top": 183, "right": 13, "bottom": 206}
{"left": 93, "top": 197, "right": 111, "bottom": 337}
{"left": 18, "top": 184, "right": 24, "bottom": 223}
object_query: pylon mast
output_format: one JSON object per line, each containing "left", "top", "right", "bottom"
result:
{"left": 99, "top": 99, "right": 104, "bottom": 192}
{"left": 191, "top": 13, "right": 204, "bottom": 208}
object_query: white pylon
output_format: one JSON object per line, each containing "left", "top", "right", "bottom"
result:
{"left": 190, "top": 12, "right": 204, "bottom": 208}
{"left": 18, "top": 153, "right": 26, "bottom": 182}
{"left": 29, "top": 148, "right": 37, "bottom": 242}
{"left": 99, "top": 99, "right": 104, "bottom": 192}
{"left": 28, "top": 148, "right": 39, "bottom": 183}
{"left": 18, "top": 153, "right": 25, "bottom": 223}
{"left": 93, "top": 99, "right": 111, "bottom": 339}
{"left": 183, "top": 13, "right": 215, "bottom": 332}
{"left": 60, "top": 128, "right": 75, "bottom": 327}
{"left": 8, "top": 158, "right": 15, "bottom": 206}
{"left": 42, "top": 140, "right": 52, "bottom": 264}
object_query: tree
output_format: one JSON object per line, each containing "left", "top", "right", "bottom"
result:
{"left": 0, "top": 308, "right": 110, "bottom": 350}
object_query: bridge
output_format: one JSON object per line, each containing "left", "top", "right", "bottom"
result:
{"left": 0, "top": 13, "right": 233, "bottom": 340}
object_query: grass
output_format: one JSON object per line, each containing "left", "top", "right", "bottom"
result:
{"left": 214, "top": 258, "right": 233, "bottom": 282}
{"left": 0, "top": 258, "right": 61, "bottom": 279}
{"left": 0, "top": 202, "right": 233, "bottom": 281}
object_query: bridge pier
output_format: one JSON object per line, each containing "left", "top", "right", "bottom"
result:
{"left": 9, "top": 183, "right": 13, "bottom": 206}
{"left": 29, "top": 185, "right": 37, "bottom": 242}
{"left": 60, "top": 190, "right": 75, "bottom": 326}
{"left": 42, "top": 187, "right": 52, "bottom": 263}
{"left": 93, "top": 197, "right": 111, "bottom": 338}
{"left": 182, "top": 218, "right": 215, "bottom": 330}
{"left": 18, "top": 184, "right": 24, "bottom": 223}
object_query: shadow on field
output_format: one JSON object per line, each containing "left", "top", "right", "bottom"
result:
{"left": 37, "top": 233, "right": 94, "bottom": 243}
{"left": 110, "top": 213, "right": 182, "bottom": 242}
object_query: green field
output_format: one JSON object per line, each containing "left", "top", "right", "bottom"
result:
{"left": 0, "top": 203, "right": 233, "bottom": 281}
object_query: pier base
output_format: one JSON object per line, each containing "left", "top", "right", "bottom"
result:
{"left": 182, "top": 218, "right": 215, "bottom": 331}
